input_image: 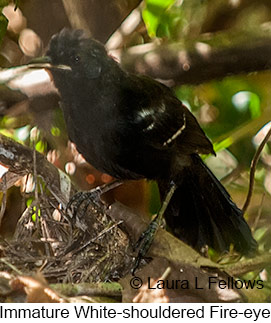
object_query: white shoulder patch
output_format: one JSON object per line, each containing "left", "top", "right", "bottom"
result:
{"left": 163, "top": 113, "right": 186, "bottom": 146}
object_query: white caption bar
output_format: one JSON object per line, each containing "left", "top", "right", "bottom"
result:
{"left": 0, "top": 303, "right": 270, "bottom": 322}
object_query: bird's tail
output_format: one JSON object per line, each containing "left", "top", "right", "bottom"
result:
{"left": 159, "top": 155, "right": 257, "bottom": 255}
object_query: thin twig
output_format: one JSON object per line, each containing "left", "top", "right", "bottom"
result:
{"left": 32, "top": 145, "right": 41, "bottom": 232}
{"left": 225, "top": 253, "right": 271, "bottom": 276}
{"left": 75, "top": 220, "right": 123, "bottom": 255}
{"left": 242, "top": 125, "right": 271, "bottom": 213}
{"left": 160, "top": 266, "right": 171, "bottom": 280}
{"left": 0, "top": 180, "right": 7, "bottom": 227}
{"left": 0, "top": 258, "right": 23, "bottom": 275}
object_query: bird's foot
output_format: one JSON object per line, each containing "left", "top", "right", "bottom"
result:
{"left": 132, "top": 215, "right": 160, "bottom": 275}
{"left": 66, "top": 180, "right": 123, "bottom": 221}
{"left": 66, "top": 189, "right": 102, "bottom": 214}
{"left": 66, "top": 189, "right": 104, "bottom": 232}
{"left": 131, "top": 181, "right": 177, "bottom": 275}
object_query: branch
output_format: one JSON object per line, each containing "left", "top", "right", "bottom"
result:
{"left": 0, "top": 134, "right": 75, "bottom": 206}
{"left": 0, "top": 135, "right": 269, "bottom": 301}
{"left": 121, "top": 40, "right": 271, "bottom": 85}
{"left": 226, "top": 253, "right": 271, "bottom": 277}
{"left": 0, "top": 133, "right": 216, "bottom": 270}
{"left": 110, "top": 202, "right": 246, "bottom": 302}
{"left": 61, "top": 0, "right": 142, "bottom": 43}
{"left": 106, "top": 2, "right": 143, "bottom": 50}
{"left": 242, "top": 125, "right": 271, "bottom": 213}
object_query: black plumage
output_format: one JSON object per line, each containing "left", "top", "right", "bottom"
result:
{"left": 45, "top": 29, "right": 257, "bottom": 256}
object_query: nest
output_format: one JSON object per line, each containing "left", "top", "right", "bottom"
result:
{"left": 0, "top": 193, "right": 132, "bottom": 284}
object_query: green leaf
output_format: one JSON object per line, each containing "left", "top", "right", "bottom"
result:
{"left": 213, "top": 137, "right": 233, "bottom": 153}
{"left": 249, "top": 92, "right": 261, "bottom": 119}
{"left": 26, "top": 198, "right": 33, "bottom": 208}
{"left": 32, "top": 205, "right": 41, "bottom": 222}
{"left": 145, "top": 0, "right": 175, "bottom": 9}
{"left": 142, "top": 7, "right": 160, "bottom": 37}
{"left": 232, "top": 91, "right": 261, "bottom": 119}
{"left": 142, "top": 0, "right": 176, "bottom": 37}
{"left": 35, "top": 140, "right": 47, "bottom": 153}
{"left": 14, "top": 125, "right": 30, "bottom": 142}
{"left": 51, "top": 126, "right": 61, "bottom": 137}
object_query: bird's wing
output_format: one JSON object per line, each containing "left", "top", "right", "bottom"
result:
{"left": 127, "top": 75, "right": 215, "bottom": 156}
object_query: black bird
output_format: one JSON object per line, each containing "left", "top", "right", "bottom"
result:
{"left": 43, "top": 29, "right": 257, "bottom": 261}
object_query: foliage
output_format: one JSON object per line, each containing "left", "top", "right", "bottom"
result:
{"left": 0, "top": 0, "right": 271, "bottom": 301}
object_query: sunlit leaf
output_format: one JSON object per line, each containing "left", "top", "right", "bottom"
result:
{"left": 51, "top": 126, "right": 61, "bottom": 137}
{"left": 26, "top": 197, "right": 33, "bottom": 207}
{"left": 213, "top": 137, "right": 233, "bottom": 153}
{"left": 142, "top": 8, "right": 160, "bottom": 37}
{"left": 35, "top": 140, "right": 46, "bottom": 153}
{"left": 232, "top": 91, "right": 261, "bottom": 119}
{"left": 142, "top": 0, "right": 176, "bottom": 37}
{"left": 32, "top": 206, "right": 41, "bottom": 222}
{"left": 0, "top": 128, "right": 13, "bottom": 138}
{"left": 253, "top": 227, "right": 268, "bottom": 242}
{"left": 14, "top": 125, "right": 30, "bottom": 142}
{"left": 249, "top": 93, "right": 261, "bottom": 119}
{"left": 31, "top": 213, "right": 36, "bottom": 222}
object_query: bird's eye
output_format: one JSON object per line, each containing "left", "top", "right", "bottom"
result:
{"left": 74, "top": 55, "right": 81, "bottom": 63}
{"left": 71, "top": 54, "right": 81, "bottom": 64}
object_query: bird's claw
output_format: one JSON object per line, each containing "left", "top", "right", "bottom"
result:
{"left": 66, "top": 180, "right": 122, "bottom": 221}
{"left": 66, "top": 187, "right": 103, "bottom": 218}
{"left": 132, "top": 216, "right": 159, "bottom": 275}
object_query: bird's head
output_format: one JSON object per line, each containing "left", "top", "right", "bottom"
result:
{"left": 34, "top": 29, "right": 108, "bottom": 80}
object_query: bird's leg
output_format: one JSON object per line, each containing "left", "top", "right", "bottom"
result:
{"left": 66, "top": 179, "right": 123, "bottom": 216}
{"left": 132, "top": 181, "right": 177, "bottom": 274}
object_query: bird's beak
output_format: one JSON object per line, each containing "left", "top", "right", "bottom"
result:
{"left": 27, "top": 56, "right": 71, "bottom": 71}
{"left": 27, "top": 56, "right": 52, "bottom": 69}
